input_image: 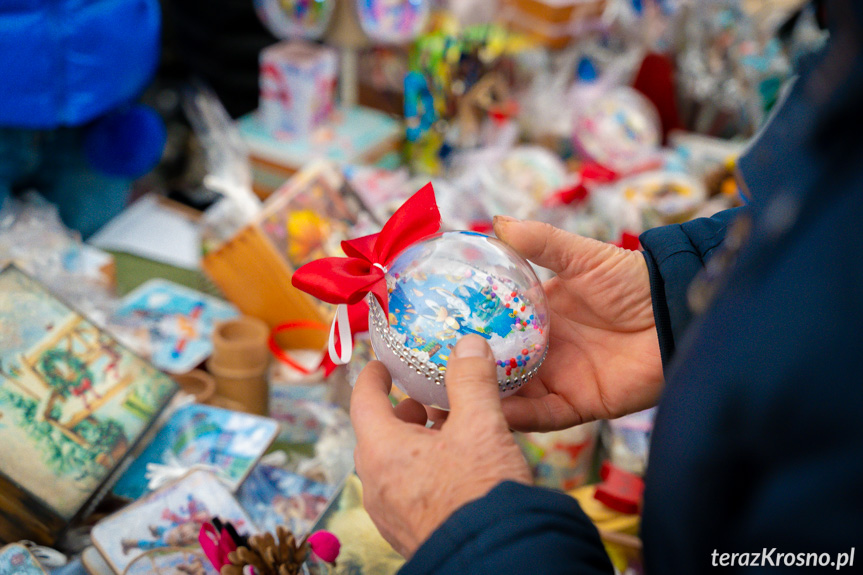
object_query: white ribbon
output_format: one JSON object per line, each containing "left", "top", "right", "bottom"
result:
{"left": 145, "top": 454, "right": 224, "bottom": 491}
{"left": 328, "top": 304, "right": 354, "bottom": 366}
{"left": 327, "top": 263, "right": 387, "bottom": 367}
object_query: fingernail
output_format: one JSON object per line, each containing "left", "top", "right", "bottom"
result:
{"left": 493, "top": 215, "right": 519, "bottom": 226}
{"left": 453, "top": 335, "right": 493, "bottom": 359}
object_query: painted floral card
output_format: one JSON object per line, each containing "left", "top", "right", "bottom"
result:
{"left": 0, "top": 265, "right": 177, "bottom": 543}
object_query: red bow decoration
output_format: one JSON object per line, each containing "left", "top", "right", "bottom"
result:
{"left": 292, "top": 184, "right": 441, "bottom": 365}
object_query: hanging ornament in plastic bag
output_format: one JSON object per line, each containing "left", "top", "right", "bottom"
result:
{"left": 292, "top": 184, "right": 549, "bottom": 409}
{"left": 356, "top": 0, "right": 430, "bottom": 44}
{"left": 254, "top": 0, "right": 335, "bottom": 40}
{"left": 572, "top": 86, "right": 661, "bottom": 174}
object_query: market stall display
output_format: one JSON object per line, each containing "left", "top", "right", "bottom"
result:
{"left": 0, "top": 2, "right": 820, "bottom": 573}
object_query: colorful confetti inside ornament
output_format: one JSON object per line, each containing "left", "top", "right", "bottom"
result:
{"left": 356, "top": 0, "right": 430, "bottom": 44}
{"left": 368, "top": 231, "right": 549, "bottom": 409}
{"left": 254, "top": 0, "right": 336, "bottom": 40}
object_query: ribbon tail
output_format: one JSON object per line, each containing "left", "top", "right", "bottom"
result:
{"left": 374, "top": 182, "right": 442, "bottom": 264}
{"left": 328, "top": 304, "right": 353, "bottom": 366}
{"left": 199, "top": 524, "right": 226, "bottom": 570}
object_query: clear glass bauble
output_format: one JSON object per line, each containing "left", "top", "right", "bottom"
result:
{"left": 254, "top": 0, "right": 335, "bottom": 40}
{"left": 572, "top": 86, "right": 661, "bottom": 173}
{"left": 356, "top": 0, "right": 430, "bottom": 44}
{"left": 369, "top": 231, "right": 549, "bottom": 409}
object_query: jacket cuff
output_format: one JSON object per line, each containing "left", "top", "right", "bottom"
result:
{"left": 400, "top": 481, "right": 613, "bottom": 575}
{"left": 639, "top": 207, "right": 744, "bottom": 369}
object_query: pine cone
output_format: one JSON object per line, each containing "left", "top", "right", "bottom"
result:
{"left": 220, "top": 528, "right": 309, "bottom": 575}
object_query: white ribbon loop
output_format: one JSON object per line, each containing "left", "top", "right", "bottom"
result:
{"left": 328, "top": 304, "right": 354, "bottom": 366}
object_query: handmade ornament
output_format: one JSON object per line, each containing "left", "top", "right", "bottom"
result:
{"left": 292, "top": 185, "right": 549, "bottom": 409}
{"left": 356, "top": 0, "right": 430, "bottom": 44}
{"left": 572, "top": 87, "right": 662, "bottom": 174}
{"left": 254, "top": 0, "right": 335, "bottom": 40}
{"left": 478, "top": 146, "right": 569, "bottom": 220}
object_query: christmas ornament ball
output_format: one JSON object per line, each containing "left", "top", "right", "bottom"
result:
{"left": 369, "top": 231, "right": 549, "bottom": 410}
{"left": 253, "top": 0, "right": 335, "bottom": 40}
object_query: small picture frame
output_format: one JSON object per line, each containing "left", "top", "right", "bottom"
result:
{"left": 0, "top": 264, "right": 177, "bottom": 544}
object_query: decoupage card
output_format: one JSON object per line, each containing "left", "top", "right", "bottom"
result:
{"left": 92, "top": 469, "right": 257, "bottom": 574}
{"left": 257, "top": 162, "right": 376, "bottom": 320}
{"left": 258, "top": 161, "right": 377, "bottom": 269}
{"left": 123, "top": 547, "right": 217, "bottom": 575}
{"left": 0, "top": 265, "right": 177, "bottom": 544}
{"left": 110, "top": 279, "right": 238, "bottom": 374}
{"left": 112, "top": 403, "right": 279, "bottom": 500}
{"left": 0, "top": 543, "right": 47, "bottom": 575}
{"left": 81, "top": 546, "right": 114, "bottom": 575}
{"left": 237, "top": 464, "right": 334, "bottom": 538}
{"left": 269, "top": 383, "right": 333, "bottom": 445}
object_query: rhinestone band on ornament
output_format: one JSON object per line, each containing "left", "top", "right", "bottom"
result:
{"left": 368, "top": 294, "right": 545, "bottom": 393}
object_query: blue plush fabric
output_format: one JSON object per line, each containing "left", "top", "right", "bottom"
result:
{"left": 399, "top": 2, "right": 863, "bottom": 573}
{"left": 0, "top": 0, "right": 161, "bottom": 128}
{"left": 0, "top": 127, "right": 132, "bottom": 238}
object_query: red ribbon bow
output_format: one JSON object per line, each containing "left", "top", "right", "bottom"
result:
{"left": 292, "top": 184, "right": 441, "bottom": 365}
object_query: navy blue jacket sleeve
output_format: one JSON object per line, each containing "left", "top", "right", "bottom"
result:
{"left": 400, "top": 481, "right": 614, "bottom": 575}
{"left": 639, "top": 207, "right": 745, "bottom": 367}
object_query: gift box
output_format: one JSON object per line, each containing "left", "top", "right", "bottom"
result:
{"left": 259, "top": 40, "right": 338, "bottom": 137}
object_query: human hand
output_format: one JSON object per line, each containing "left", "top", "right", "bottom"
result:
{"left": 493, "top": 217, "right": 664, "bottom": 432}
{"left": 350, "top": 335, "right": 532, "bottom": 558}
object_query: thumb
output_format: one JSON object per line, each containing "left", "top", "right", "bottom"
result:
{"left": 493, "top": 217, "right": 616, "bottom": 278}
{"left": 444, "top": 335, "right": 507, "bottom": 430}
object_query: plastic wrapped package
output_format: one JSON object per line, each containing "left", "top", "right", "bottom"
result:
{"left": 517, "top": 421, "right": 601, "bottom": 491}
{"left": 479, "top": 146, "right": 571, "bottom": 219}
{"left": 447, "top": 145, "right": 570, "bottom": 225}
{"left": 589, "top": 183, "right": 645, "bottom": 238}
{"left": 673, "top": 0, "right": 791, "bottom": 138}
{"left": 183, "top": 82, "right": 261, "bottom": 254}
{"left": 617, "top": 170, "right": 707, "bottom": 227}
{"left": 345, "top": 165, "right": 415, "bottom": 224}
{"left": 590, "top": 169, "right": 706, "bottom": 236}
{"left": 601, "top": 408, "right": 656, "bottom": 476}
{"left": 0, "top": 194, "right": 116, "bottom": 325}
{"left": 572, "top": 86, "right": 662, "bottom": 173}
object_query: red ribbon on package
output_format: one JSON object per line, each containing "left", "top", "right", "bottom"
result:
{"left": 292, "top": 183, "right": 441, "bottom": 366}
